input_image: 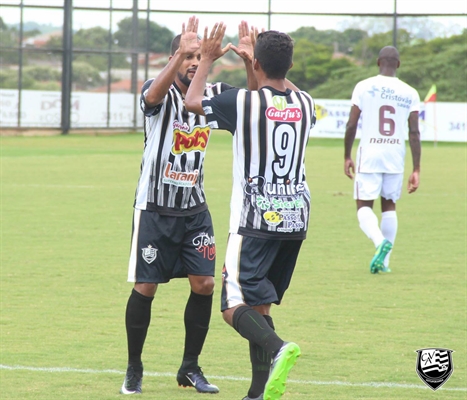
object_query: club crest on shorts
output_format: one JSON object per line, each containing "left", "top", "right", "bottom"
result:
{"left": 141, "top": 245, "right": 157, "bottom": 264}
{"left": 415, "top": 348, "right": 454, "bottom": 391}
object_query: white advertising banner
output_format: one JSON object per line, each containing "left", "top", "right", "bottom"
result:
{"left": 0, "top": 89, "right": 143, "bottom": 129}
{"left": 312, "top": 99, "right": 467, "bottom": 142}
{"left": 1, "top": 89, "right": 465, "bottom": 142}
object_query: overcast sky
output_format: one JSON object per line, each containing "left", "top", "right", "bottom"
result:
{"left": 2, "top": 0, "right": 466, "bottom": 36}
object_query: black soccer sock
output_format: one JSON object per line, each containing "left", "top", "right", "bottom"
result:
{"left": 247, "top": 314, "right": 275, "bottom": 398}
{"left": 232, "top": 306, "right": 283, "bottom": 357}
{"left": 125, "top": 288, "right": 154, "bottom": 367}
{"left": 180, "top": 291, "right": 213, "bottom": 371}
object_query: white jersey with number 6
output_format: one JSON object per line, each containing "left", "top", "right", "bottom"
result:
{"left": 351, "top": 75, "right": 420, "bottom": 173}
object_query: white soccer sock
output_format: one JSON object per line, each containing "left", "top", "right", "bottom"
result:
{"left": 357, "top": 206, "right": 385, "bottom": 247}
{"left": 381, "top": 211, "right": 398, "bottom": 268}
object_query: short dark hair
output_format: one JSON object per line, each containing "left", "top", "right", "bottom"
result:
{"left": 170, "top": 34, "right": 182, "bottom": 55}
{"left": 254, "top": 31, "right": 294, "bottom": 79}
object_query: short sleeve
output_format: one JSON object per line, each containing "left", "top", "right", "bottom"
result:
{"left": 201, "top": 88, "right": 240, "bottom": 133}
{"left": 140, "top": 79, "right": 162, "bottom": 116}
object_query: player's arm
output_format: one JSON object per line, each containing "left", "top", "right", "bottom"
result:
{"left": 344, "top": 105, "right": 361, "bottom": 179}
{"left": 185, "top": 22, "right": 229, "bottom": 115}
{"left": 145, "top": 16, "right": 200, "bottom": 107}
{"left": 407, "top": 110, "right": 421, "bottom": 193}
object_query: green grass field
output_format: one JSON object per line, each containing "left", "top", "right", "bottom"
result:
{"left": 1, "top": 133, "right": 466, "bottom": 399}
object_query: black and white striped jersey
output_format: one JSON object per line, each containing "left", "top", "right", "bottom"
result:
{"left": 134, "top": 79, "right": 233, "bottom": 216}
{"left": 202, "top": 86, "right": 316, "bottom": 240}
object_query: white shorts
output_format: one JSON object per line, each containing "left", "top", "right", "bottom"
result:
{"left": 354, "top": 173, "right": 403, "bottom": 202}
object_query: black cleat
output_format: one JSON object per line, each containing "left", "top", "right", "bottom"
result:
{"left": 177, "top": 366, "right": 219, "bottom": 393}
{"left": 242, "top": 395, "right": 263, "bottom": 400}
{"left": 120, "top": 364, "right": 143, "bottom": 395}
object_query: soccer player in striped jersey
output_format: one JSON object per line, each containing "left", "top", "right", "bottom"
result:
{"left": 186, "top": 24, "right": 316, "bottom": 400}
{"left": 121, "top": 17, "right": 256, "bottom": 395}
{"left": 344, "top": 46, "right": 421, "bottom": 274}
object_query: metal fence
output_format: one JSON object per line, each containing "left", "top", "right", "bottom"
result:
{"left": 0, "top": 0, "right": 465, "bottom": 133}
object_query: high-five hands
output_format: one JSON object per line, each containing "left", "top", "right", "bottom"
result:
{"left": 230, "top": 21, "right": 259, "bottom": 62}
{"left": 201, "top": 22, "right": 230, "bottom": 62}
{"left": 178, "top": 16, "right": 200, "bottom": 55}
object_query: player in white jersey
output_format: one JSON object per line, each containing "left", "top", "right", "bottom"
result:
{"left": 344, "top": 46, "right": 421, "bottom": 274}
{"left": 186, "top": 25, "right": 316, "bottom": 400}
{"left": 120, "top": 17, "right": 256, "bottom": 395}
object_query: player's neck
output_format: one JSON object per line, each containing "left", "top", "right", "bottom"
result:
{"left": 379, "top": 68, "right": 397, "bottom": 77}
{"left": 174, "top": 79, "right": 189, "bottom": 97}
{"left": 257, "top": 78, "right": 287, "bottom": 92}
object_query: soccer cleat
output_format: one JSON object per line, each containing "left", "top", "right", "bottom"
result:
{"left": 369, "top": 239, "right": 393, "bottom": 274}
{"left": 177, "top": 366, "right": 219, "bottom": 393}
{"left": 263, "top": 342, "right": 301, "bottom": 400}
{"left": 381, "top": 266, "right": 392, "bottom": 273}
{"left": 242, "top": 395, "right": 263, "bottom": 400}
{"left": 120, "top": 364, "right": 143, "bottom": 394}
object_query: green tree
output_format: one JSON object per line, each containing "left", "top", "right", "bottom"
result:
{"left": 213, "top": 68, "right": 248, "bottom": 89}
{"left": 72, "top": 61, "right": 104, "bottom": 90}
{"left": 0, "top": 17, "right": 20, "bottom": 64}
{"left": 23, "top": 65, "right": 61, "bottom": 81}
{"left": 311, "top": 32, "right": 467, "bottom": 102}
{"left": 287, "top": 39, "right": 353, "bottom": 92}
{"left": 114, "top": 17, "right": 174, "bottom": 53}
{"left": 352, "top": 29, "right": 412, "bottom": 66}
{"left": 46, "top": 26, "right": 128, "bottom": 70}
{"left": 290, "top": 26, "right": 367, "bottom": 54}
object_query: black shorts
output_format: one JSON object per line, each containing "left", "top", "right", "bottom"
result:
{"left": 220, "top": 233, "right": 302, "bottom": 311}
{"left": 127, "top": 209, "right": 216, "bottom": 283}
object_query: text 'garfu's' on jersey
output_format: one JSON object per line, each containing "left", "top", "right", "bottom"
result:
{"left": 134, "top": 79, "right": 233, "bottom": 216}
{"left": 352, "top": 75, "right": 420, "bottom": 174}
{"left": 202, "top": 86, "right": 317, "bottom": 240}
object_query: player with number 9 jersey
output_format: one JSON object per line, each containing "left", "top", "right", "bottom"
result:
{"left": 202, "top": 88, "right": 316, "bottom": 240}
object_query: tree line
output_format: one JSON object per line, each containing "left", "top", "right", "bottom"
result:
{"left": 0, "top": 16, "right": 465, "bottom": 101}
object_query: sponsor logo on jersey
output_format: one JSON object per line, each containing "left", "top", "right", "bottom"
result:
{"left": 266, "top": 105, "right": 302, "bottom": 122}
{"left": 263, "top": 210, "right": 283, "bottom": 226}
{"left": 245, "top": 175, "right": 308, "bottom": 232}
{"left": 277, "top": 210, "right": 304, "bottom": 232}
{"left": 172, "top": 122, "right": 211, "bottom": 155}
{"left": 369, "top": 137, "right": 402, "bottom": 144}
{"left": 244, "top": 176, "right": 306, "bottom": 197}
{"left": 192, "top": 232, "right": 216, "bottom": 260}
{"left": 163, "top": 162, "right": 199, "bottom": 187}
{"left": 367, "top": 85, "right": 380, "bottom": 97}
{"left": 141, "top": 245, "right": 157, "bottom": 264}
{"left": 380, "top": 86, "right": 413, "bottom": 106}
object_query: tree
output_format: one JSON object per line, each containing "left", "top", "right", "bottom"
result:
{"left": 310, "top": 31, "right": 467, "bottom": 102}
{"left": 114, "top": 17, "right": 174, "bottom": 53}
{"left": 0, "top": 17, "right": 20, "bottom": 64}
{"left": 289, "top": 26, "right": 367, "bottom": 55}
{"left": 213, "top": 68, "right": 248, "bottom": 89}
{"left": 352, "top": 29, "right": 412, "bottom": 66}
{"left": 72, "top": 61, "right": 104, "bottom": 90}
{"left": 46, "top": 26, "right": 128, "bottom": 70}
{"left": 287, "top": 39, "right": 353, "bottom": 92}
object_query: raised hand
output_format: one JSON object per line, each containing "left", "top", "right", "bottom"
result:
{"left": 230, "top": 21, "right": 256, "bottom": 61}
{"left": 178, "top": 15, "right": 200, "bottom": 55}
{"left": 200, "top": 22, "right": 230, "bottom": 61}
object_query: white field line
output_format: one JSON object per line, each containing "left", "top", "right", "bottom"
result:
{"left": 1, "top": 364, "right": 466, "bottom": 392}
